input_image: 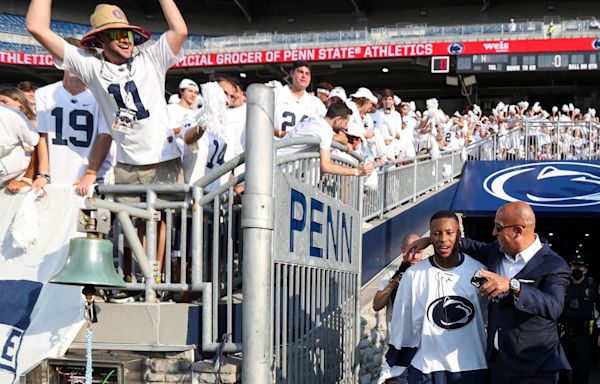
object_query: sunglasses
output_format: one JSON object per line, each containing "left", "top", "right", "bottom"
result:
{"left": 493, "top": 223, "right": 524, "bottom": 232}
{"left": 105, "top": 29, "right": 134, "bottom": 43}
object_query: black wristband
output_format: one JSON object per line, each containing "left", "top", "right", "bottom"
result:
{"left": 35, "top": 173, "right": 51, "bottom": 183}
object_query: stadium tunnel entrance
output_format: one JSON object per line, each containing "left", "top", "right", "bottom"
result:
{"left": 463, "top": 216, "right": 600, "bottom": 281}
{"left": 453, "top": 160, "right": 600, "bottom": 280}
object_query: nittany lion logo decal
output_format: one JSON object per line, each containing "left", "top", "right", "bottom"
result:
{"left": 484, "top": 162, "right": 600, "bottom": 208}
{"left": 448, "top": 42, "right": 464, "bottom": 55}
{"left": 427, "top": 296, "right": 475, "bottom": 330}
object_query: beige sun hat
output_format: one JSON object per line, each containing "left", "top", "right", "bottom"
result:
{"left": 80, "top": 4, "right": 151, "bottom": 48}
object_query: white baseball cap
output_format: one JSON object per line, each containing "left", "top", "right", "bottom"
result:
{"left": 328, "top": 86, "right": 347, "bottom": 102}
{"left": 179, "top": 78, "right": 199, "bottom": 92}
{"left": 350, "top": 87, "right": 378, "bottom": 104}
{"left": 344, "top": 121, "right": 366, "bottom": 142}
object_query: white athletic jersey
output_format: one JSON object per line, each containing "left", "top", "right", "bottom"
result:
{"left": 0, "top": 105, "right": 39, "bottom": 185}
{"left": 57, "top": 34, "right": 183, "bottom": 165}
{"left": 379, "top": 109, "right": 402, "bottom": 141}
{"left": 273, "top": 85, "right": 326, "bottom": 135}
{"left": 388, "top": 254, "right": 488, "bottom": 375}
{"left": 167, "top": 102, "right": 196, "bottom": 158}
{"left": 277, "top": 116, "right": 334, "bottom": 157}
{"left": 35, "top": 81, "right": 113, "bottom": 184}
{"left": 223, "top": 104, "right": 246, "bottom": 162}
{"left": 181, "top": 127, "right": 227, "bottom": 189}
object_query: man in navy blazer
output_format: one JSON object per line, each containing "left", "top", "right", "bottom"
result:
{"left": 407, "top": 202, "right": 571, "bottom": 383}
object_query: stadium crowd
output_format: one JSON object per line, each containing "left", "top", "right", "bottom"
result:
{"left": 0, "top": 0, "right": 598, "bottom": 298}
{"left": 3, "top": 60, "right": 599, "bottom": 194}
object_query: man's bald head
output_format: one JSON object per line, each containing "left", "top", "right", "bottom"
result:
{"left": 401, "top": 233, "right": 421, "bottom": 252}
{"left": 401, "top": 233, "right": 423, "bottom": 265}
{"left": 494, "top": 201, "right": 537, "bottom": 255}
{"left": 498, "top": 201, "right": 536, "bottom": 230}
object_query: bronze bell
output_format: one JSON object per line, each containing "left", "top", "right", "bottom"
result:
{"left": 50, "top": 237, "right": 125, "bottom": 288}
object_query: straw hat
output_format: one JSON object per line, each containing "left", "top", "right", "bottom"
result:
{"left": 80, "top": 4, "right": 151, "bottom": 48}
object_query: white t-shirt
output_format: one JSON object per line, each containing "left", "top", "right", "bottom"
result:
{"left": 0, "top": 105, "right": 39, "bottom": 185}
{"left": 223, "top": 104, "right": 246, "bottom": 163}
{"left": 36, "top": 81, "right": 113, "bottom": 184}
{"left": 167, "top": 102, "right": 197, "bottom": 157}
{"left": 277, "top": 116, "right": 334, "bottom": 157}
{"left": 57, "top": 34, "right": 183, "bottom": 165}
{"left": 379, "top": 109, "right": 402, "bottom": 141}
{"left": 273, "top": 85, "right": 326, "bottom": 134}
{"left": 180, "top": 107, "right": 229, "bottom": 190}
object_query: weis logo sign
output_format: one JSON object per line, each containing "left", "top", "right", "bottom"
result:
{"left": 483, "top": 41, "right": 510, "bottom": 53}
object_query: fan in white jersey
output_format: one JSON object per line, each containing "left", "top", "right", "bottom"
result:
{"left": 27, "top": 1, "right": 187, "bottom": 177}
{"left": 273, "top": 61, "right": 326, "bottom": 139}
{"left": 382, "top": 211, "right": 488, "bottom": 384}
{"left": 167, "top": 78, "right": 200, "bottom": 157}
{"left": 278, "top": 101, "right": 374, "bottom": 177}
{"left": 347, "top": 87, "right": 387, "bottom": 161}
{"left": 182, "top": 80, "right": 235, "bottom": 192}
{"left": 35, "top": 71, "right": 114, "bottom": 189}
{"left": 376, "top": 89, "right": 404, "bottom": 161}
{"left": 0, "top": 105, "right": 39, "bottom": 186}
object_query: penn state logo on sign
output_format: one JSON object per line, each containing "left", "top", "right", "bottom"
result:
{"left": 448, "top": 42, "right": 464, "bottom": 55}
{"left": 427, "top": 296, "right": 474, "bottom": 330}
{"left": 483, "top": 162, "right": 600, "bottom": 208}
{"left": 592, "top": 38, "right": 600, "bottom": 50}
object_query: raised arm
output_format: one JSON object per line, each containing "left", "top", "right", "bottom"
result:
{"left": 159, "top": 0, "right": 188, "bottom": 55}
{"left": 319, "top": 149, "right": 373, "bottom": 177}
{"left": 26, "top": 0, "right": 65, "bottom": 61}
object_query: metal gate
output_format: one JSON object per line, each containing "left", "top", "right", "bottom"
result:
{"left": 242, "top": 84, "right": 363, "bottom": 383}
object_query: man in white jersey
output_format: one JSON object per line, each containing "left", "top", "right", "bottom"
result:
{"left": 0, "top": 105, "right": 39, "bottom": 187}
{"left": 273, "top": 61, "right": 326, "bottom": 138}
{"left": 33, "top": 44, "right": 114, "bottom": 193}
{"left": 347, "top": 87, "right": 387, "bottom": 161}
{"left": 27, "top": 0, "right": 188, "bottom": 285}
{"left": 383, "top": 211, "right": 488, "bottom": 384}
{"left": 27, "top": 1, "right": 188, "bottom": 190}
{"left": 181, "top": 76, "right": 240, "bottom": 188}
{"left": 167, "top": 78, "right": 199, "bottom": 156}
{"left": 377, "top": 89, "right": 404, "bottom": 161}
{"left": 278, "top": 102, "right": 373, "bottom": 177}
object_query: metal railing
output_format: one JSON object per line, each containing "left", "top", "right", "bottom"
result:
{"left": 476, "top": 120, "right": 600, "bottom": 161}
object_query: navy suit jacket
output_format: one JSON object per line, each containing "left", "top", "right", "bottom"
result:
{"left": 460, "top": 237, "right": 571, "bottom": 378}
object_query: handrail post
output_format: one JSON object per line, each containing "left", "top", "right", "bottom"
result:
{"left": 242, "top": 84, "right": 275, "bottom": 383}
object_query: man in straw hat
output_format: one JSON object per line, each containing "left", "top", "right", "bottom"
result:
{"left": 26, "top": 1, "right": 188, "bottom": 187}
{"left": 26, "top": 1, "right": 188, "bottom": 287}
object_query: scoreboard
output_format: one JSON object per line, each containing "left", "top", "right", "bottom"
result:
{"left": 456, "top": 52, "right": 600, "bottom": 73}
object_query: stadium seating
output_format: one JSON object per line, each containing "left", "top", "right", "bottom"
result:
{"left": 0, "top": 12, "right": 597, "bottom": 55}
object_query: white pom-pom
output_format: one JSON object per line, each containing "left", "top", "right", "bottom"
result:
{"left": 393, "top": 95, "right": 401, "bottom": 106}
{"left": 562, "top": 104, "right": 569, "bottom": 113}
{"left": 409, "top": 101, "right": 416, "bottom": 112}
{"left": 569, "top": 103, "right": 575, "bottom": 111}
{"left": 190, "top": 82, "right": 228, "bottom": 138}
{"left": 264, "top": 80, "right": 283, "bottom": 89}
{"left": 552, "top": 106, "right": 558, "bottom": 114}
